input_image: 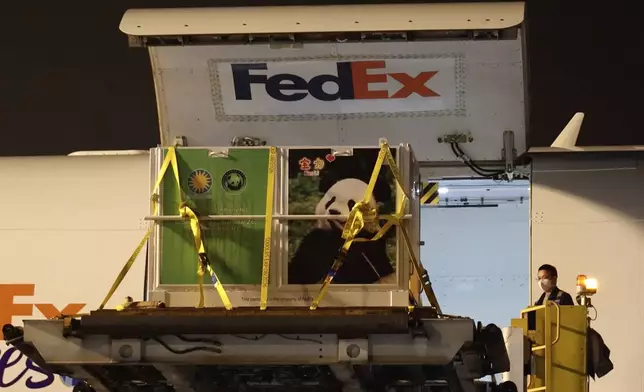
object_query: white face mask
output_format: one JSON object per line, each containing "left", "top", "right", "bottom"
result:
{"left": 540, "top": 278, "right": 554, "bottom": 292}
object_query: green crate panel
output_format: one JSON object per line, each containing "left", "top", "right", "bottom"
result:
{"left": 159, "top": 148, "right": 269, "bottom": 285}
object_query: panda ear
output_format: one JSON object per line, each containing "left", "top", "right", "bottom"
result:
{"left": 318, "top": 158, "right": 368, "bottom": 193}
{"left": 317, "top": 148, "right": 394, "bottom": 204}
{"left": 318, "top": 170, "right": 343, "bottom": 194}
{"left": 319, "top": 173, "right": 392, "bottom": 205}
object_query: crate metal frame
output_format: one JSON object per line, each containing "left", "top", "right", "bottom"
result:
{"left": 146, "top": 144, "right": 420, "bottom": 308}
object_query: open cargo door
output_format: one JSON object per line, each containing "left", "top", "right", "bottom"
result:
{"left": 119, "top": 2, "right": 526, "bottom": 162}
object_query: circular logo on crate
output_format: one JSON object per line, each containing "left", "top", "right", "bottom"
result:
{"left": 188, "top": 169, "right": 213, "bottom": 194}
{"left": 221, "top": 169, "right": 247, "bottom": 193}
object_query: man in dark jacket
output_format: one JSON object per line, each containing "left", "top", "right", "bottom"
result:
{"left": 534, "top": 264, "right": 575, "bottom": 306}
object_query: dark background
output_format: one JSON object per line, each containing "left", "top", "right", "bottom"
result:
{"left": 0, "top": 0, "right": 641, "bottom": 156}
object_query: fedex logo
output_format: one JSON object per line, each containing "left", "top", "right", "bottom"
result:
{"left": 231, "top": 60, "right": 440, "bottom": 102}
{"left": 0, "top": 284, "right": 86, "bottom": 327}
{"left": 0, "top": 284, "right": 85, "bottom": 390}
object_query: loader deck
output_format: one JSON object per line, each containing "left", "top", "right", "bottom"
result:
{"left": 68, "top": 306, "right": 422, "bottom": 337}
{"left": 3, "top": 306, "right": 512, "bottom": 392}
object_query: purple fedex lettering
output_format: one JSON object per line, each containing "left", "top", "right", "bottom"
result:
{"left": 0, "top": 346, "right": 54, "bottom": 389}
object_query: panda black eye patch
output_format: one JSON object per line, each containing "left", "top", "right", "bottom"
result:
{"left": 347, "top": 199, "right": 356, "bottom": 210}
{"left": 325, "top": 196, "right": 336, "bottom": 210}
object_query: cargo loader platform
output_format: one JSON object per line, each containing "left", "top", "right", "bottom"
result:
{"left": 3, "top": 306, "right": 514, "bottom": 392}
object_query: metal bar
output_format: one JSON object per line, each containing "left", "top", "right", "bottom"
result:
{"left": 419, "top": 160, "right": 506, "bottom": 168}
{"left": 520, "top": 304, "right": 547, "bottom": 314}
{"left": 75, "top": 307, "right": 416, "bottom": 337}
{"left": 544, "top": 302, "right": 552, "bottom": 391}
{"left": 551, "top": 302, "right": 561, "bottom": 345}
{"left": 144, "top": 214, "right": 413, "bottom": 221}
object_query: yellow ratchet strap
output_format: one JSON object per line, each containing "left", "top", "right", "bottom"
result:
{"left": 99, "top": 147, "right": 181, "bottom": 310}
{"left": 260, "top": 147, "right": 277, "bottom": 310}
{"left": 356, "top": 146, "right": 441, "bottom": 313}
{"left": 309, "top": 142, "right": 387, "bottom": 310}
{"left": 100, "top": 147, "right": 234, "bottom": 311}
{"left": 179, "top": 204, "right": 233, "bottom": 310}
{"left": 365, "top": 147, "right": 442, "bottom": 313}
{"left": 309, "top": 140, "right": 442, "bottom": 313}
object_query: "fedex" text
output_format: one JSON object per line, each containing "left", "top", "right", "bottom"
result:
{"left": 231, "top": 60, "right": 440, "bottom": 102}
{"left": 0, "top": 284, "right": 86, "bottom": 328}
{"left": 0, "top": 284, "right": 85, "bottom": 389}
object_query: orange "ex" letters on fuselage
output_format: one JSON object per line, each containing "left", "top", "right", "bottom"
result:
{"left": 0, "top": 284, "right": 86, "bottom": 327}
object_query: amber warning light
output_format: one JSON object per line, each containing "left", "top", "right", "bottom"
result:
{"left": 576, "top": 274, "right": 598, "bottom": 295}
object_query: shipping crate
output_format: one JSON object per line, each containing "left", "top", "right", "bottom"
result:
{"left": 147, "top": 143, "right": 421, "bottom": 308}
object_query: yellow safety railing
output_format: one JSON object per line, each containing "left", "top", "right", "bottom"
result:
{"left": 520, "top": 301, "right": 562, "bottom": 392}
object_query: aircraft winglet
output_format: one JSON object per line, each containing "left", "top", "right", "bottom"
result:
{"left": 550, "top": 112, "right": 585, "bottom": 150}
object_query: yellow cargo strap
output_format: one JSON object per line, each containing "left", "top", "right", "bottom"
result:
{"left": 260, "top": 147, "right": 277, "bottom": 310}
{"left": 99, "top": 147, "right": 232, "bottom": 311}
{"left": 179, "top": 204, "right": 232, "bottom": 310}
{"left": 358, "top": 146, "right": 442, "bottom": 313}
{"left": 309, "top": 140, "right": 442, "bottom": 313}
{"left": 98, "top": 147, "right": 180, "bottom": 310}
{"left": 308, "top": 142, "right": 386, "bottom": 310}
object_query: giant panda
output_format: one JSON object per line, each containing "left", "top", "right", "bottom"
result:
{"left": 288, "top": 177, "right": 396, "bottom": 285}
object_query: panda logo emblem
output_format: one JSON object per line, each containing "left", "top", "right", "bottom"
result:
{"left": 222, "top": 169, "right": 247, "bottom": 193}
{"left": 188, "top": 169, "right": 213, "bottom": 195}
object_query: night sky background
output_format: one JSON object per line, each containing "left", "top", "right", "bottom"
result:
{"left": 0, "top": 0, "right": 641, "bottom": 156}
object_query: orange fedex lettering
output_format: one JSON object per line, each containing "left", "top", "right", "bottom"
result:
{"left": 351, "top": 61, "right": 389, "bottom": 100}
{"left": 389, "top": 71, "right": 439, "bottom": 98}
{"left": 0, "top": 284, "right": 86, "bottom": 327}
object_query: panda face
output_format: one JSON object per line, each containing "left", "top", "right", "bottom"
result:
{"left": 228, "top": 173, "right": 242, "bottom": 187}
{"left": 315, "top": 178, "right": 378, "bottom": 230}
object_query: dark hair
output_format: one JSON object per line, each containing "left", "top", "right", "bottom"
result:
{"left": 538, "top": 264, "right": 558, "bottom": 277}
